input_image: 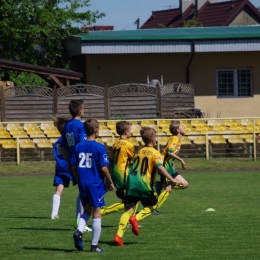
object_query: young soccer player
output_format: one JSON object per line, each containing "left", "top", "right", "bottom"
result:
{"left": 114, "top": 127, "right": 181, "bottom": 246}
{"left": 100, "top": 121, "right": 134, "bottom": 216}
{"left": 60, "top": 100, "right": 91, "bottom": 232}
{"left": 72, "top": 119, "right": 115, "bottom": 252}
{"left": 50, "top": 116, "right": 70, "bottom": 219}
{"left": 133, "top": 121, "right": 189, "bottom": 222}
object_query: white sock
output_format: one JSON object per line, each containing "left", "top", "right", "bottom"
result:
{"left": 75, "top": 194, "right": 83, "bottom": 220}
{"left": 51, "top": 194, "right": 60, "bottom": 216}
{"left": 91, "top": 218, "right": 102, "bottom": 246}
{"left": 77, "top": 213, "right": 90, "bottom": 233}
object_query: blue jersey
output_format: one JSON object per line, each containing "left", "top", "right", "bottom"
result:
{"left": 61, "top": 119, "right": 86, "bottom": 166}
{"left": 72, "top": 140, "right": 110, "bottom": 190}
{"left": 53, "top": 137, "right": 72, "bottom": 179}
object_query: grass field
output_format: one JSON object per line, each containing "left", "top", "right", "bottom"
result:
{"left": 1, "top": 171, "right": 260, "bottom": 260}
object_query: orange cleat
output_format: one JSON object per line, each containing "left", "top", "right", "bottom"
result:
{"left": 129, "top": 215, "right": 139, "bottom": 236}
{"left": 114, "top": 234, "right": 124, "bottom": 246}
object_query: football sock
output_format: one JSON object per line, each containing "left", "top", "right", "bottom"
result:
{"left": 51, "top": 194, "right": 60, "bottom": 216}
{"left": 100, "top": 203, "right": 124, "bottom": 216}
{"left": 77, "top": 213, "right": 90, "bottom": 233}
{"left": 91, "top": 218, "right": 102, "bottom": 246}
{"left": 172, "top": 184, "right": 184, "bottom": 189}
{"left": 136, "top": 206, "right": 153, "bottom": 221}
{"left": 156, "top": 190, "right": 170, "bottom": 208}
{"left": 76, "top": 194, "right": 83, "bottom": 220}
{"left": 136, "top": 191, "right": 169, "bottom": 221}
{"left": 117, "top": 210, "right": 133, "bottom": 237}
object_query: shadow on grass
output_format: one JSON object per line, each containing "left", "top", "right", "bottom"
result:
{"left": 10, "top": 227, "right": 71, "bottom": 231}
{"left": 8, "top": 216, "right": 49, "bottom": 219}
{"left": 99, "top": 240, "right": 137, "bottom": 246}
{"left": 23, "top": 247, "right": 75, "bottom": 253}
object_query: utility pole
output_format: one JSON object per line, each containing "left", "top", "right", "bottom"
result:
{"left": 134, "top": 17, "right": 140, "bottom": 29}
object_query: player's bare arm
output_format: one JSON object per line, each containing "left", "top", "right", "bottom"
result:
{"left": 168, "top": 151, "right": 186, "bottom": 169}
{"left": 157, "top": 165, "right": 181, "bottom": 185}
{"left": 101, "top": 166, "right": 115, "bottom": 191}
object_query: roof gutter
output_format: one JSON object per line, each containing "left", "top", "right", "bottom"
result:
{"left": 186, "top": 40, "right": 195, "bottom": 83}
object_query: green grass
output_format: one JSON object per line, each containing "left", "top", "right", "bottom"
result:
{"left": 1, "top": 157, "right": 260, "bottom": 174}
{"left": 1, "top": 172, "right": 260, "bottom": 259}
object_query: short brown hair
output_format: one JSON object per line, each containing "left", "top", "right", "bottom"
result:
{"left": 116, "top": 121, "right": 132, "bottom": 135}
{"left": 69, "top": 100, "right": 84, "bottom": 117}
{"left": 169, "top": 121, "right": 180, "bottom": 135}
{"left": 53, "top": 115, "right": 69, "bottom": 134}
{"left": 140, "top": 127, "right": 156, "bottom": 145}
{"left": 84, "top": 118, "right": 99, "bottom": 136}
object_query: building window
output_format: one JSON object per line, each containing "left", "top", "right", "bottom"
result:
{"left": 216, "top": 69, "right": 252, "bottom": 97}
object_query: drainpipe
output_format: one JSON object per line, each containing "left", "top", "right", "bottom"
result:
{"left": 186, "top": 40, "right": 195, "bottom": 83}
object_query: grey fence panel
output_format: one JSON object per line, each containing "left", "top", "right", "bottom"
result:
{"left": 161, "top": 83, "right": 195, "bottom": 118}
{"left": 108, "top": 84, "right": 158, "bottom": 119}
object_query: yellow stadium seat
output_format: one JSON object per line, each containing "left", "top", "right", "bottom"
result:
{"left": 45, "top": 131, "right": 61, "bottom": 138}
{"left": 99, "top": 125, "right": 108, "bottom": 130}
{"left": 158, "top": 136, "right": 170, "bottom": 146}
{"left": 255, "top": 119, "right": 260, "bottom": 127}
{"left": 96, "top": 138, "right": 104, "bottom": 144}
{"left": 186, "top": 131, "right": 200, "bottom": 141}
{"left": 2, "top": 140, "right": 17, "bottom": 149}
{"left": 195, "top": 123, "right": 208, "bottom": 130}
{"left": 158, "top": 120, "right": 171, "bottom": 128}
{"left": 28, "top": 131, "right": 46, "bottom": 138}
{"left": 98, "top": 129, "right": 114, "bottom": 142}
{"left": 210, "top": 136, "right": 226, "bottom": 145}
{"left": 107, "top": 121, "right": 117, "bottom": 129}
{"left": 6, "top": 123, "right": 21, "bottom": 131}
{"left": 0, "top": 127, "right": 7, "bottom": 132}
{"left": 37, "top": 139, "right": 53, "bottom": 148}
{"left": 180, "top": 136, "right": 192, "bottom": 145}
{"left": 190, "top": 119, "right": 204, "bottom": 128}
{"left": 197, "top": 127, "right": 211, "bottom": 133}
{"left": 193, "top": 136, "right": 206, "bottom": 145}
{"left": 224, "top": 119, "right": 239, "bottom": 127}
{"left": 207, "top": 119, "right": 221, "bottom": 128}
{"left": 23, "top": 123, "right": 38, "bottom": 131}
{"left": 105, "top": 138, "right": 115, "bottom": 147}
{"left": 241, "top": 119, "right": 253, "bottom": 127}
{"left": 49, "top": 138, "right": 59, "bottom": 144}
{"left": 222, "top": 131, "right": 234, "bottom": 140}
{"left": 245, "top": 135, "right": 254, "bottom": 144}
{"left": 19, "top": 139, "right": 35, "bottom": 149}
{"left": 0, "top": 131, "right": 11, "bottom": 139}
{"left": 228, "top": 135, "right": 244, "bottom": 144}
{"left": 129, "top": 137, "right": 139, "bottom": 146}
{"left": 11, "top": 131, "right": 29, "bottom": 138}
{"left": 43, "top": 126, "right": 58, "bottom": 134}
{"left": 140, "top": 120, "right": 155, "bottom": 127}
{"left": 26, "top": 126, "right": 41, "bottom": 134}
{"left": 9, "top": 127, "right": 24, "bottom": 134}
{"left": 229, "top": 123, "right": 243, "bottom": 130}
{"left": 131, "top": 124, "right": 141, "bottom": 132}
{"left": 132, "top": 129, "right": 141, "bottom": 136}
{"left": 145, "top": 124, "right": 159, "bottom": 132}
{"left": 40, "top": 122, "right": 54, "bottom": 130}
{"left": 212, "top": 124, "right": 227, "bottom": 131}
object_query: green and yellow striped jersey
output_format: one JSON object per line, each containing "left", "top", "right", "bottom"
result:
{"left": 111, "top": 139, "right": 134, "bottom": 190}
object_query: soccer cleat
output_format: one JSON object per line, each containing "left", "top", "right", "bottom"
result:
{"left": 73, "top": 230, "right": 83, "bottom": 251}
{"left": 90, "top": 245, "right": 104, "bottom": 252}
{"left": 84, "top": 226, "right": 92, "bottom": 232}
{"left": 51, "top": 215, "right": 59, "bottom": 219}
{"left": 129, "top": 215, "right": 139, "bottom": 236}
{"left": 114, "top": 234, "right": 124, "bottom": 246}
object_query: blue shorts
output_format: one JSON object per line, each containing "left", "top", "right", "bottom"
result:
{"left": 53, "top": 174, "right": 71, "bottom": 188}
{"left": 79, "top": 183, "right": 106, "bottom": 208}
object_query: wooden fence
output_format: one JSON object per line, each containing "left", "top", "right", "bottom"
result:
{"left": 0, "top": 83, "right": 195, "bottom": 121}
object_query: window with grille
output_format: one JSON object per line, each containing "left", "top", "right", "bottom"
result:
{"left": 216, "top": 69, "right": 252, "bottom": 97}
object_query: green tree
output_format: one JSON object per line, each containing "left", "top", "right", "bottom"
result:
{"left": 183, "top": 12, "right": 203, "bottom": 28}
{"left": 0, "top": 0, "right": 104, "bottom": 85}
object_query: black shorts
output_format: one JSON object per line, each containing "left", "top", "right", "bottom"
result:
{"left": 160, "top": 171, "right": 180, "bottom": 186}
{"left": 124, "top": 192, "right": 158, "bottom": 208}
{"left": 116, "top": 189, "right": 125, "bottom": 200}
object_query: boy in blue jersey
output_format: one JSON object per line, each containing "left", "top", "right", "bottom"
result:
{"left": 50, "top": 116, "right": 71, "bottom": 219}
{"left": 60, "top": 100, "right": 91, "bottom": 231}
{"left": 72, "top": 118, "right": 114, "bottom": 252}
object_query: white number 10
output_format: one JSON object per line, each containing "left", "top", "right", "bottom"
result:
{"left": 79, "top": 153, "right": 92, "bottom": 168}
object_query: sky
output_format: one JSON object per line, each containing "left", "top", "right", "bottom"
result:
{"left": 84, "top": 0, "right": 260, "bottom": 31}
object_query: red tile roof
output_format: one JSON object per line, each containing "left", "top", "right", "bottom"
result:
{"left": 141, "top": 0, "right": 260, "bottom": 29}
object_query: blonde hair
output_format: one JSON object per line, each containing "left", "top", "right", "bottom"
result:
{"left": 84, "top": 118, "right": 99, "bottom": 136}
{"left": 116, "top": 121, "right": 132, "bottom": 135}
{"left": 140, "top": 127, "right": 156, "bottom": 145}
{"left": 169, "top": 121, "right": 180, "bottom": 135}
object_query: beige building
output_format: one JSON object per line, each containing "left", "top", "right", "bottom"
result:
{"left": 66, "top": 26, "right": 260, "bottom": 118}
